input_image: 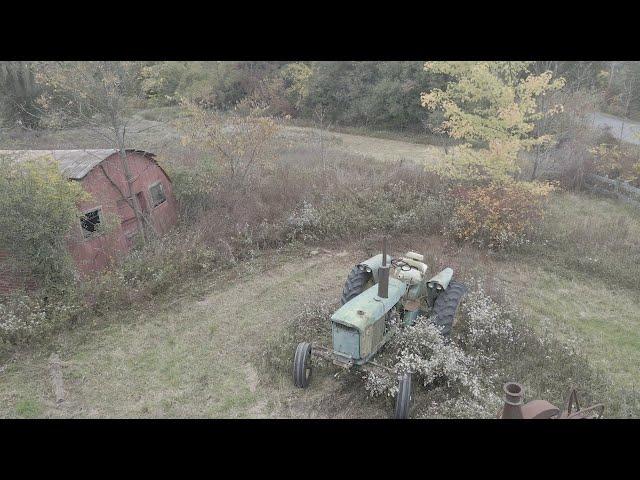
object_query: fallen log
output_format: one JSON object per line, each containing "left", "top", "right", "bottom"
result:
{"left": 48, "top": 353, "right": 65, "bottom": 404}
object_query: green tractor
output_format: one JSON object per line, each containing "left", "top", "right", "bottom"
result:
{"left": 293, "top": 239, "right": 467, "bottom": 418}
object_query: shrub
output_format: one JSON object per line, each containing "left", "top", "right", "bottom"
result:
{"left": 363, "top": 319, "right": 485, "bottom": 401}
{"left": 285, "top": 181, "right": 447, "bottom": 242}
{"left": 0, "top": 290, "right": 81, "bottom": 346}
{"left": 260, "top": 300, "right": 336, "bottom": 378}
{"left": 445, "top": 181, "right": 554, "bottom": 250}
{"left": 0, "top": 154, "right": 88, "bottom": 289}
{"left": 85, "top": 229, "right": 223, "bottom": 314}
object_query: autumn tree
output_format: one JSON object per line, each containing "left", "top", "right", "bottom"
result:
{"left": 173, "top": 100, "right": 280, "bottom": 218}
{"left": 421, "top": 61, "right": 565, "bottom": 183}
{"left": 421, "top": 62, "right": 564, "bottom": 249}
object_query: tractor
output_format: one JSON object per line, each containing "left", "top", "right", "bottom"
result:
{"left": 293, "top": 239, "right": 467, "bottom": 418}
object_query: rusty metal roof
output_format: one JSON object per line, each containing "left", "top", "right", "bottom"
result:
{"left": 0, "top": 149, "right": 156, "bottom": 180}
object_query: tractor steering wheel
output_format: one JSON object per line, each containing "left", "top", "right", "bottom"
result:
{"left": 391, "top": 258, "right": 407, "bottom": 268}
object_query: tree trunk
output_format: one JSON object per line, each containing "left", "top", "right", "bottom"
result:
{"left": 115, "top": 129, "right": 147, "bottom": 243}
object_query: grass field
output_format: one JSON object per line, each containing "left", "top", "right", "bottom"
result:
{"left": 1, "top": 117, "right": 639, "bottom": 418}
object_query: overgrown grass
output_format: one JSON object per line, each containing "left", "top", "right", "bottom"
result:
{"left": 497, "top": 190, "right": 640, "bottom": 395}
{"left": 520, "top": 191, "right": 640, "bottom": 291}
{"left": 3, "top": 114, "right": 640, "bottom": 418}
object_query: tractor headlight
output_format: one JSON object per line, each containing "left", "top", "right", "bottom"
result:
{"left": 427, "top": 282, "right": 433, "bottom": 289}
{"left": 436, "top": 284, "right": 442, "bottom": 291}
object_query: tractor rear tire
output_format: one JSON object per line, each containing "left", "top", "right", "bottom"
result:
{"left": 293, "top": 342, "right": 313, "bottom": 388}
{"left": 394, "top": 372, "right": 413, "bottom": 419}
{"left": 341, "top": 266, "right": 374, "bottom": 305}
{"left": 432, "top": 280, "right": 468, "bottom": 338}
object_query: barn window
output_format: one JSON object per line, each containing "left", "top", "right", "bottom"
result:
{"left": 149, "top": 182, "right": 166, "bottom": 207}
{"left": 80, "top": 208, "right": 102, "bottom": 238}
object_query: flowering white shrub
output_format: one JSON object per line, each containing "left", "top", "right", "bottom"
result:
{"left": 457, "top": 285, "right": 515, "bottom": 356}
{"left": 0, "top": 292, "right": 79, "bottom": 344}
{"left": 364, "top": 317, "right": 484, "bottom": 401}
{"left": 0, "top": 295, "right": 47, "bottom": 340}
{"left": 286, "top": 201, "right": 319, "bottom": 241}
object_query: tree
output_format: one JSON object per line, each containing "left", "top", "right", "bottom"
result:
{"left": 420, "top": 61, "right": 565, "bottom": 183}
{"left": 421, "top": 62, "right": 562, "bottom": 249}
{"left": 0, "top": 62, "right": 42, "bottom": 128}
{"left": 176, "top": 100, "right": 279, "bottom": 192}
{"left": 35, "top": 61, "right": 154, "bottom": 243}
{"left": 0, "top": 154, "right": 89, "bottom": 288}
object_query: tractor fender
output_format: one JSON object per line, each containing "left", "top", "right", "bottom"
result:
{"left": 428, "top": 267, "right": 453, "bottom": 290}
{"left": 358, "top": 253, "right": 393, "bottom": 283}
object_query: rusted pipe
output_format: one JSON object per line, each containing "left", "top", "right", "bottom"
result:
{"left": 500, "top": 382, "right": 525, "bottom": 419}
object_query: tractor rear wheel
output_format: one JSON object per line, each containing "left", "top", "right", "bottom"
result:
{"left": 293, "top": 342, "right": 313, "bottom": 388}
{"left": 341, "top": 266, "right": 374, "bottom": 305}
{"left": 432, "top": 280, "right": 468, "bottom": 338}
{"left": 394, "top": 372, "right": 413, "bottom": 419}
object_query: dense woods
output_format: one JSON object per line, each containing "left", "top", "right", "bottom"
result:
{"left": 3, "top": 61, "right": 639, "bottom": 132}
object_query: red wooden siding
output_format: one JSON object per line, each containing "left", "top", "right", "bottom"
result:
{"left": 67, "top": 152, "right": 178, "bottom": 275}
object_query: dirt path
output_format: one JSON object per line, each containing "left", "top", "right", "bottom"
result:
{"left": 0, "top": 250, "right": 366, "bottom": 418}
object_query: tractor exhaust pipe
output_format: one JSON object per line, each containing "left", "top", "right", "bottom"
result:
{"left": 378, "top": 237, "right": 389, "bottom": 298}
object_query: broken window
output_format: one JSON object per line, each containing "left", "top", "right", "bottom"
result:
{"left": 149, "top": 182, "right": 166, "bottom": 207}
{"left": 80, "top": 208, "right": 102, "bottom": 238}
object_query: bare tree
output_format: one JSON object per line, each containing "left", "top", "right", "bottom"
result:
{"left": 35, "top": 61, "right": 158, "bottom": 243}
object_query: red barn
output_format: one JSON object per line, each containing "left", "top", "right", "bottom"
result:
{"left": 0, "top": 149, "right": 178, "bottom": 291}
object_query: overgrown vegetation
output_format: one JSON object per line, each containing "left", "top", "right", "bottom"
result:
{"left": 263, "top": 284, "right": 640, "bottom": 418}
{"left": 0, "top": 154, "right": 87, "bottom": 288}
{"left": 2, "top": 60, "right": 640, "bottom": 418}
{"left": 0, "top": 154, "right": 87, "bottom": 346}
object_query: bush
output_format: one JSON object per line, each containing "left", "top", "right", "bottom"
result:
{"left": 0, "top": 154, "right": 88, "bottom": 289}
{"left": 285, "top": 181, "right": 447, "bottom": 242}
{"left": 0, "top": 290, "right": 81, "bottom": 346}
{"left": 260, "top": 300, "right": 336, "bottom": 379}
{"left": 364, "top": 319, "right": 485, "bottom": 400}
{"left": 445, "top": 181, "right": 554, "bottom": 250}
{"left": 85, "top": 229, "right": 223, "bottom": 314}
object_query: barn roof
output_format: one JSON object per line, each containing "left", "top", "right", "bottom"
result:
{"left": 0, "top": 149, "right": 156, "bottom": 180}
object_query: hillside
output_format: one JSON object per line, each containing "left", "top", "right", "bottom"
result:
{"left": 2, "top": 121, "right": 639, "bottom": 418}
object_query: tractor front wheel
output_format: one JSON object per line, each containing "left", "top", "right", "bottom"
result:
{"left": 293, "top": 342, "right": 313, "bottom": 388}
{"left": 394, "top": 372, "right": 413, "bottom": 419}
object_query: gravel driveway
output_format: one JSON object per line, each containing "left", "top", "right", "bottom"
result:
{"left": 590, "top": 112, "right": 640, "bottom": 145}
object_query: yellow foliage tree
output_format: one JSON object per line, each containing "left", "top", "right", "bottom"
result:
{"left": 421, "top": 61, "right": 565, "bottom": 183}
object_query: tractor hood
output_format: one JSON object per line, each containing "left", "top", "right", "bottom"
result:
{"left": 331, "top": 277, "right": 407, "bottom": 333}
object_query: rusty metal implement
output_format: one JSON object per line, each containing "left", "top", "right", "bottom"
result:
{"left": 498, "top": 382, "right": 604, "bottom": 419}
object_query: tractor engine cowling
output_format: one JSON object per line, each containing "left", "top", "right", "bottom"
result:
{"left": 330, "top": 277, "right": 407, "bottom": 364}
